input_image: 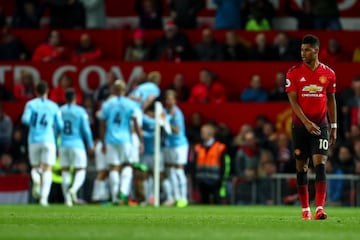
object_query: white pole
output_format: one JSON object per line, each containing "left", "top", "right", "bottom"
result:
{"left": 153, "top": 101, "right": 161, "bottom": 207}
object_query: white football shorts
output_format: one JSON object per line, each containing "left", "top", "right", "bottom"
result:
{"left": 130, "top": 132, "right": 140, "bottom": 164}
{"left": 29, "top": 143, "right": 56, "bottom": 166}
{"left": 141, "top": 153, "right": 164, "bottom": 172}
{"left": 59, "top": 147, "right": 87, "bottom": 168}
{"left": 163, "top": 145, "right": 189, "bottom": 165}
{"left": 105, "top": 143, "right": 132, "bottom": 166}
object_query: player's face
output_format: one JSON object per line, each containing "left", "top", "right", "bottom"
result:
{"left": 301, "top": 44, "right": 318, "bottom": 64}
{"left": 165, "top": 95, "right": 176, "bottom": 108}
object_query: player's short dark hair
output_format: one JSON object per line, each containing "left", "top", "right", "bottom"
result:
{"left": 353, "top": 75, "right": 360, "bottom": 82}
{"left": 65, "top": 88, "right": 76, "bottom": 103}
{"left": 36, "top": 81, "right": 48, "bottom": 95}
{"left": 302, "top": 34, "right": 320, "bottom": 48}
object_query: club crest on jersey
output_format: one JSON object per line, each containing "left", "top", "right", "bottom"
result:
{"left": 319, "top": 76, "right": 327, "bottom": 84}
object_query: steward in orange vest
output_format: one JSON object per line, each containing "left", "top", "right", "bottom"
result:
{"left": 194, "top": 124, "right": 227, "bottom": 204}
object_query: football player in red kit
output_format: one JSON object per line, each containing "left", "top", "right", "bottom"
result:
{"left": 286, "top": 34, "right": 337, "bottom": 220}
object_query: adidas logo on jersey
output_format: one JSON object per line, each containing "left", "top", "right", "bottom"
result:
{"left": 300, "top": 77, "right": 306, "bottom": 82}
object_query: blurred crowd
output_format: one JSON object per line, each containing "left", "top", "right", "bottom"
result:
{"left": 0, "top": 26, "right": 359, "bottom": 63}
{"left": 0, "top": 0, "right": 359, "bottom": 63}
{"left": 0, "top": 0, "right": 344, "bottom": 31}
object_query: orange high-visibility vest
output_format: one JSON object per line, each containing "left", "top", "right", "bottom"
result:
{"left": 195, "top": 141, "right": 226, "bottom": 181}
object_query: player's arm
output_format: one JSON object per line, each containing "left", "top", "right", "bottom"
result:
{"left": 287, "top": 91, "right": 321, "bottom": 135}
{"left": 142, "top": 95, "right": 156, "bottom": 111}
{"left": 82, "top": 113, "right": 94, "bottom": 150}
{"left": 21, "top": 104, "right": 32, "bottom": 126}
{"left": 54, "top": 108, "right": 64, "bottom": 132}
{"left": 327, "top": 92, "right": 337, "bottom": 146}
{"left": 132, "top": 117, "right": 143, "bottom": 140}
{"left": 132, "top": 116, "right": 144, "bottom": 153}
{"left": 99, "top": 119, "right": 106, "bottom": 143}
{"left": 98, "top": 119, "right": 106, "bottom": 153}
{"left": 128, "top": 90, "right": 142, "bottom": 103}
{"left": 97, "top": 105, "right": 107, "bottom": 153}
{"left": 128, "top": 95, "right": 142, "bottom": 103}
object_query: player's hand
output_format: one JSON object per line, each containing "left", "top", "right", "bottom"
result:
{"left": 329, "top": 128, "right": 337, "bottom": 147}
{"left": 139, "top": 142, "right": 144, "bottom": 154}
{"left": 305, "top": 121, "right": 321, "bottom": 136}
{"left": 87, "top": 147, "right": 95, "bottom": 157}
{"left": 101, "top": 144, "right": 107, "bottom": 154}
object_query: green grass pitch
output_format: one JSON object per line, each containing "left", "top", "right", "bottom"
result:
{"left": 0, "top": 205, "right": 359, "bottom": 240}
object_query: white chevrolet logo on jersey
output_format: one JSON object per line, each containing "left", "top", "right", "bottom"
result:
{"left": 302, "top": 85, "right": 323, "bottom": 93}
{"left": 302, "top": 84, "right": 323, "bottom": 97}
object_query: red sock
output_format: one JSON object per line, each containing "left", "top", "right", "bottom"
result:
{"left": 316, "top": 181, "right": 326, "bottom": 208}
{"left": 297, "top": 184, "right": 309, "bottom": 208}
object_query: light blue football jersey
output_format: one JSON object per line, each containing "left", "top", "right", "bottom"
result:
{"left": 60, "top": 103, "right": 94, "bottom": 149}
{"left": 164, "top": 105, "right": 188, "bottom": 148}
{"left": 129, "top": 82, "right": 160, "bottom": 107}
{"left": 142, "top": 114, "right": 155, "bottom": 155}
{"left": 21, "top": 98, "right": 63, "bottom": 144}
{"left": 98, "top": 96, "right": 137, "bottom": 144}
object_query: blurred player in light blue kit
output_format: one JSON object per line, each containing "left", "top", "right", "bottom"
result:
{"left": 60, "top": 89, "right": 94, "bottom": 206}
{"left": 163, "top": 90, "right": 189, "bottom": 207}
{"left": 128, "top": 71, "right": 161, "bottom": 174}
{"left": 98, "top": 80, "right": 143, "bottom": 204}
{"left": 140, "top": 107, "right": 157, "bottom": 204}
{"left": 128, "top": 71, "right": 161, "bottom": 111}
{"left": 21, "top": 81, "right": 63, "bottom": 206}
{"left": 91, "top": 86, "right": 116, "bottom": 203}
{"left": 140, "top": 104, "right": 172, "bottom": 205}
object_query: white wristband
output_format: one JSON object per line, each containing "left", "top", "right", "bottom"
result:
{"left": 330, "top": 123, "right": 337, "bottom": 129}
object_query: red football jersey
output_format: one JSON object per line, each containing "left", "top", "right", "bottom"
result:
{"left": 286, "top": 63, "right": 336, "bottom": 126}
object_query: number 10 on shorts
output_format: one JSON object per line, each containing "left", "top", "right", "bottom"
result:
{"left": 319, "top": 139, "right": 329, "bottom": 150}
